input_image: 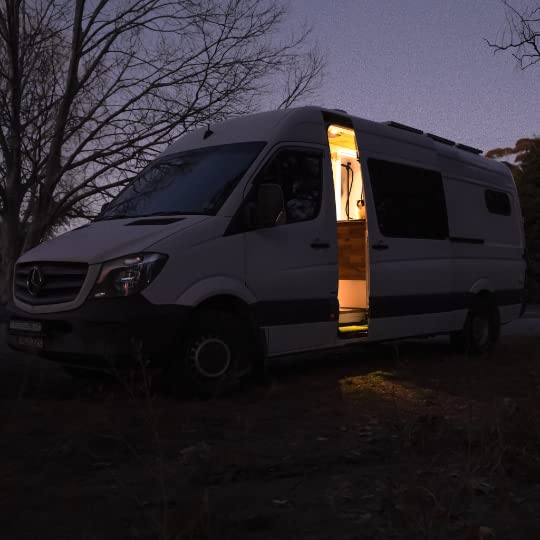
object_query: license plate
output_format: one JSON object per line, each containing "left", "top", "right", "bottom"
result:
{"left": 17, "top": 335, "right": 44, "bottom": 349}
{"left": 9, "top": 320, "right": 42, "bottom": 333}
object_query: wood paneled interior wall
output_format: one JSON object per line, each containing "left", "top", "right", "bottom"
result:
{"left": 338, "top": 220, "right": 366, "bottom": 280}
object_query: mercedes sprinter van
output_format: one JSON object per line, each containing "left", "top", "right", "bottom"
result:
{"left": 7, "top": 107, "right": 526, "bottom": 394}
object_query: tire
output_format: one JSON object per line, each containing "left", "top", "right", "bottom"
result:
{"left": 171, "top": 309, "right": 255, "bottom": 398}
{"left": 450, "top": 296, "right": 500, "bottom": 354}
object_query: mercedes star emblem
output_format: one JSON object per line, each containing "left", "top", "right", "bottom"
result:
{"left": 27, "top": 266, "right": 45, "bottom": 296}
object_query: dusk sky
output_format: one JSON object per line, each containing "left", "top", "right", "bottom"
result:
{"left": 289, "top": 0, "right": 539, "bottom": 153}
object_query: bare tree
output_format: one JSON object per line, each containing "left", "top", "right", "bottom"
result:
{"left": 0, "top": 0, "right": 323, "bottom": 301}
{"left": 487, "top": 0, "right": 540, "bottom": 69}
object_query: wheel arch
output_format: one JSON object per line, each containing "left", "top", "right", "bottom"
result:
{"left": 188, "top": 293, "right": 267, "bottom": 362}
{"left": 451, "top": 285, "right": 501, "bottom": 354}
{"left": 175, "top": 276, "right": 257, "bottom": 307}
{"left": 194, "top": 293, "right": 253, "bottom": 321}
{"left": 469, "top": 287, "right": 501, "bottom": 342}
{"left": 468, "top": 280, "right": 499, "bottom": 317}
{"left": 174, "top": 277, "right": 267, "bottom": 362}
{"left": 469, "top": 278, "right": 494, "bottom": 296}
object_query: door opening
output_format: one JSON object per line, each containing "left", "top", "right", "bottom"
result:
{"left": 327, "top": 124, "right": 369, "bottom": 338}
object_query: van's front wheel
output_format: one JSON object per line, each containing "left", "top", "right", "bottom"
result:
{"left": 172, "top": 309, "right": 253, "bottom": 397}
{"left": 450, "top": 296, "right": 500, "bottom": 354}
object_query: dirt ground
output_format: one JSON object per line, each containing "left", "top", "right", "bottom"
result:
{"left": 2, "top": 318, "right": 540, "bottom": 540}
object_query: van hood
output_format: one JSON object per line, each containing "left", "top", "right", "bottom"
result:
{"left": 18, "top": 215, "right": 211, "bottom": 265}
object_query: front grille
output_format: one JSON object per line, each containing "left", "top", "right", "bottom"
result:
{"left": 14, "top": 262, "right": 89, "bottom": 306}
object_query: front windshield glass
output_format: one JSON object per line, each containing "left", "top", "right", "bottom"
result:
{"left": 98, "top": 142, "right": 265, "bottom": 220}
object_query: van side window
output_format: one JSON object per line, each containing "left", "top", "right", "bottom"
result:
{"left": 256, "top": 148, "right": 323, "bottom": 223}
{"left": 367, "top": 159, "right": 448, "bottom": 239}
{"left": 485, "top": 189, "right": 511, "bottom": 216}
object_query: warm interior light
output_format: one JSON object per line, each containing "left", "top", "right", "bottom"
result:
{"left": 328, "top": 125, "right": 355, "bottom": 140}
{"left": 328, "top": 126, "right": 341, "bottom": 138}
{"left": 339, "top": 324, "right": 368, "bottom": 333}
{"left": 327, "top": 123, "right": 369, "bottom": 330}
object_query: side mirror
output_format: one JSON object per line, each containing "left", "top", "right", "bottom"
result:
{"left": 100, "top": 202, "right": 110, "bottom": 214}
{"left": 256, "top": 183, "right": 286, "bottom": 228}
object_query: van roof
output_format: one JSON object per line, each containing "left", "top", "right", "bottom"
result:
{"left": 161, "top": 106, "right": 514, "bottom": 189}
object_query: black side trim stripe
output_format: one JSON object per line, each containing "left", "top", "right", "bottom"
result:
{"left": 253, "top": 298, "right": 339, "bottom": 326}
{"left": 370, "top": 290, "right": 523, "bottom": 319}
{"left": 449, "top": 236, "right": 485, "bottom": 245}
{"left": 370, "top": 293, "right": 469, "bottom": 318}
{"left": 250, "top": 291, "right": 524, "bottom": 326}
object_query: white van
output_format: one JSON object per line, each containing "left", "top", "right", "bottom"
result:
{"left": 7, "top": 106, "right": 526, "bottom": 394}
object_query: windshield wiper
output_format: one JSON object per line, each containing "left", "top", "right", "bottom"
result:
{"left": 95, "top": 210, "right": 207, "bottom": 222}
{"left": 140, "top": 211, "right": 187, "bottom": 216}
{"left": 136, "top": 211, "right": 206, "bottom": 217}
{"left": 95, "top": 214, "right": 133, "bottom": 221}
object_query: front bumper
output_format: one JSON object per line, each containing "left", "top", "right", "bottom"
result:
{"left": 6, "top": 296, "right": 190, "bottom": 367}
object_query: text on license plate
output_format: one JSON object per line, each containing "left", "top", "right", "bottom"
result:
{"left": 9, "top": 320, "right": 42, "bottom": 333}
{"left": 17, "top": 335, "right": 43, "bottom": 349}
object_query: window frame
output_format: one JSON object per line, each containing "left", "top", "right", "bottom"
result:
{"left": 367, "top": 158, "right": 449, "bottom": 240}
{"left": 484, "top": 188, "right": 512, "bottom": 217}
{"left": 249, "top": 146, "right": 325, "bottom": 227}
{"left": 96, "top": 141, "right": 267, "bottom": 220}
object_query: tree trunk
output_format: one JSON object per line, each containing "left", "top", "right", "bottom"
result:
{"left": 0, "top": 221, "right": 20, "bottom": 304}
{"left": 0, "top": 0, "right": 322, "bottom": 295}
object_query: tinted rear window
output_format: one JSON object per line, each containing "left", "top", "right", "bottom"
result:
{"left": 485, "top": 189, "right": 511, "bottom": 216}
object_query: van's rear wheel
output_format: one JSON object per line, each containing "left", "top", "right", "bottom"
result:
{"left": 172, "top": 309, "right": 253, "bottom": 397}
{"left": 450, "top": 296, "right": 500, "bottom": 354}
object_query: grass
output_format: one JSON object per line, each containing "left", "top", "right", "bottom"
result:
{"left": 3, "top": 332, "right": 540, "bottom": 539}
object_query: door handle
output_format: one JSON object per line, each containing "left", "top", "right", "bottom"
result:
{"left": 310, "top": 240, "right": 330, "bottom": 250}
{"left": 371, "top": 241, "right": 389, "bottom": 251}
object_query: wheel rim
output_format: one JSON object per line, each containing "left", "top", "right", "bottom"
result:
{"left": 187, "top": 336, "right": 231, "bottom": 379}
{"left": 472, "top": 315, "right": 490, "bottom": 349}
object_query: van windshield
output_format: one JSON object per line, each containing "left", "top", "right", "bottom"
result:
{"left": 97, "top": 142, "right": 265, "bottom": 220}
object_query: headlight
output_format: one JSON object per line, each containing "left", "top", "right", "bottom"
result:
{"left": 92, "top": 253, "right": 168, "bottom": 298}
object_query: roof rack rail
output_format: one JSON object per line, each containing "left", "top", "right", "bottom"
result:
{"left": 426, "top": 133, "right": 455, "bottom": 146}
{"left": 384, "top": 121, "right": 423, "bottom": 135}
{"left": 456, "top": 143, "right": 483, "bottom": 155}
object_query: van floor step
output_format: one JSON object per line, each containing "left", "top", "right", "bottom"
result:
{"left": 338, "top": 327, "right": 368, "bottom": 339}
{"left": 339, "top": 308, "right": 368, "bottom": 325}
{"left": 338, "top": 324, "right": 368, "bottom": 333}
